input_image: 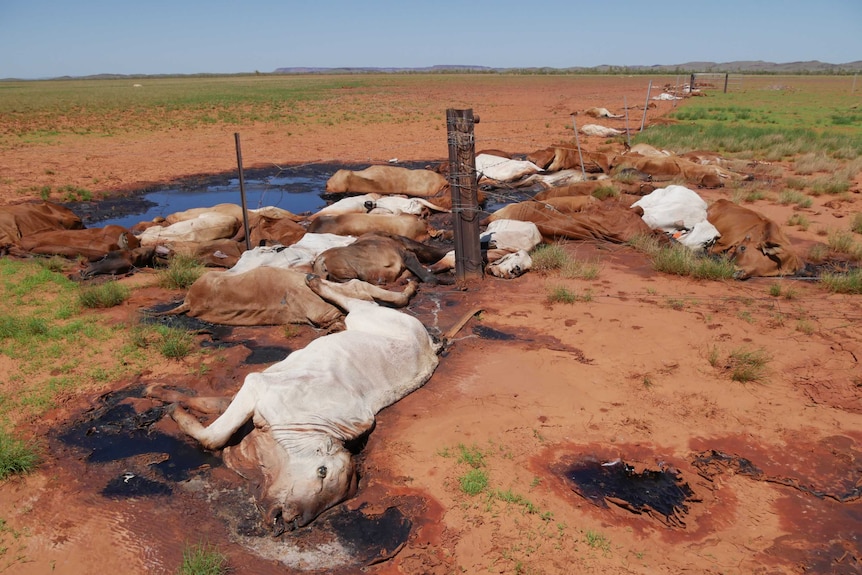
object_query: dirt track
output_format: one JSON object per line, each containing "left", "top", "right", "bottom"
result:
{"left": 2, "top": 75, "right": 862, "bottom": 575}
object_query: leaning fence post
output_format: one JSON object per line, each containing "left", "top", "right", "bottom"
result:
{"left": 446, "top": 109, "right": 483, "bottom": 283}
{"left": 570, "top": 115, "right": 587, "bottom": 179}
{"left": 234, "top": 133, "right": 252, "bottom": 251}
{"left": 624, "top": 96, "right": 631, "bottom": 148}
{"left": 640, "top": 79, "right": 652, "bottom": 132}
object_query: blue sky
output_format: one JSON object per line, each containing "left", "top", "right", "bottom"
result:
{"left": 1, "top": 0, "right": 859, "bottom": 79}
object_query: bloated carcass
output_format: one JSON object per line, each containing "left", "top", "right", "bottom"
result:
{"left": 147, "top": 275, "right": 478, "bottom": 534}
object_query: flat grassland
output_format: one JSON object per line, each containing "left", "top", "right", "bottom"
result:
{"left": 1, "top": 74, "right": 862, "bottom": 575}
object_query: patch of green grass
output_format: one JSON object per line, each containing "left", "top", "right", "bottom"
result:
{"left": 778, "top": 190, "right": 813, "bottom": 208}
{"left": 827, "top": 229, "right": 859, "bottom": 256}
{"left": 787, "top": 213, "right": 810, "bottom": 230}
{"left": 560, "top": 258, "right": 601, "bottom": 280}
{"left": 158, "top": 254, "right": 205, "bottom": 290}
{"left": 176, "top": 542, "right": 228, "bottom": 575}
{"left": 852, "top": 213, "right": 862, "bottom": 235}
{"left": 459, "top": 468, "right": 489, "bottom": 495}
{"left": 546, "top": 285, "right": 593, "bottom": 304}
{"left": 0, "top": 430, "right": 40, "bottom": 480}
{"left": 530, "top": 243, "right": 569, "bottom": 272}
{"left": 78, "top": 280, "right": 131, "bottom": 308}
{"left": 457, "top": 443, "right": 486, "bottom": 469}
{"left": 154, "top": 325, "right": 196, "bottom": 360}
{"left": 726, "top": 347, "right": 771, "bottom": 383}
{"left": 808, "top": 243, "right": 829, "bottom": 263}
{"left": 820, "top": 268, "right": 862, "bottom": 293}
{"left": 796, "top": 319, "right": 816, "bottom": 335}
{"left": 650, "top": 243, "right": 737, "bottom": 280}
{"left": 585, "top": 530, "right": 611, "bottom": 553}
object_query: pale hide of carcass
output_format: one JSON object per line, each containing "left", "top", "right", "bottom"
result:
{"left": 147, "top": 275, "right": 478, "bottom": 534}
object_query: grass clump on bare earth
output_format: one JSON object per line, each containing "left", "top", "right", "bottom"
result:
{"left": 0, "top": 430, "right": 40, "bottom": 480}
{"left": 176, "top": 542, "right": 228, "bottom": 575}
{"left": 709, "top": 345, "right": 771, "bottom": 383}
{"left": 158, "top": 254, "right": 205, "bottom": 290}
{"left": 820, "top": 268, "right": 862, "bottom": 294}
{"left": 628, "top": 235, "right": 736, "bottom": 280}
{"left": 531, "top": 244, "right": 601, "bottom": 280}
{"left": 78, "top": 280, "right": 131, "bottom": 308}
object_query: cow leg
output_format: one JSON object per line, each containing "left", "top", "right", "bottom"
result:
{"left": 401, "top": 250, "right": 439, "bottom": 284}
{"left": 145, "top": 384, "right": 231, "bottom": 414}
{"left": 167, "top": 378, "right": 262, "bottom": 451}
{"left": 306, "top": 274, "right": 417, "bottom": 309}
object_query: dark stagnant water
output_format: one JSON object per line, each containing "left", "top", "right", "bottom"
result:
{"left": 67, "top": 161, "right": 522, "bottom": 229}
{"left": 563, "top": 456, "right": 695, "bottom": 526}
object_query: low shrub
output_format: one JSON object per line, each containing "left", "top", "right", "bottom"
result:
{"left": 0, "top": 430, "right": 39, "bottom": 480}
{"left": 78, "top": 280, "right": 131, "bottom": 309}
{"left": 158, "top": 254, "right": 204, "bottom": 290}
{"left": 177, "top": 542, "right": 228, "bottom": 575}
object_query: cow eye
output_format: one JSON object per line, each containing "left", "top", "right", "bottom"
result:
{"left": 317, "top": 466, "right": 328, "bottom": 479}
{"left": 738, "top": 245, "right": 746, "bottom": 252}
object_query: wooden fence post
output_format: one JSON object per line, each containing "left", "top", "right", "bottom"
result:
{"left": 446, "top": 109, "right": 483, "bottom": 283}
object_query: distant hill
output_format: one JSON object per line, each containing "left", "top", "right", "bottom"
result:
{"left": 274, "top": 61, "right": 862, "bottom": 75}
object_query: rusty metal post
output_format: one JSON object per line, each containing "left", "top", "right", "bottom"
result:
{"left": 234, "top": 133, "right": 252, "bottom": 250}
{"left": 446, "top": 109, "right": 483, "bottom": 283}
{"left": 640, "top": 79, "right": 652, "bottom": 132}
{"left": 569, "top": 114, "right": 586, "bottom": 178}
{"left": 724, "top": 73, "right": 729, "bottom": 94}
{"left": 623, "top": 95, "right": 631, "bottom": 148}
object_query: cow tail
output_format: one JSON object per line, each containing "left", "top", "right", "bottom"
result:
{"left": 148, "top": 300, "right": 190, "bottom": 317}
{"left": 438, "top": 306, "right": 483, "bottom": 351}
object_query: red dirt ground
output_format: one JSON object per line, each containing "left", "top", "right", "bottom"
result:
{"left": 2, "top": 76, "right": 862, "bottom": 575}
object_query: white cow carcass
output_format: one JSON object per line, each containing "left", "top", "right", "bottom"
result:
{"left": 227, "top": 233, "right": 356, "bottom": 275}
{"left": 138, "top": 212, "right": 240, "bottom": 246}
{"left": 475, "top": 154, "right": 542, "bottom": 184}
{"left": 580, "top": 124, "right": 626, "bottom": 137}
{"left": 148, "top": 276, "right": 458, "bottom": 533}
{"left": 481, "top": 219, "right": 542, "bottom": 253}
{"left": 631, "top": 185, "right": 720, "bottom": 252}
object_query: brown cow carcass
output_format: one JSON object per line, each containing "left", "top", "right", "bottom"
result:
{"left": 0, "top": 201, "right": 84, "bottom": 247}
{"left": 611, "top": 154, "right": 750, "bottom": 188}
{"left": 706, "top": 199, "right": 803, "bottom": 279}
{"left": 17, "top": 225, "right": 139, "bottom": 261}
{"left": 312, "top": 233, "right": 451, "bottom": 285}
{"left": 325, "top": 165, "right": 447, "bottom": 197}
{"left": 483, "top": 198, "right": 657, "bottom": 244}
{"left": 163, "top": 266, "right": 419, "bottom": 327}
{"left": 307, "top": 213, "right": 434, "bottom": 242}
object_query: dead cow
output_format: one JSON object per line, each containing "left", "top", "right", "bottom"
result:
{"left": 17, "top": 225, "right": 139, "bottom": 261}
{"left": 312, "top": 233, "right": 451, "bottom": 285}
{"left": 160, "top": 267, "right": 416, "bottom": 327}
{"left": 0, "top": 201, "right": 84, "bottom": 247}
{"left": 146, "top": 275, "right": 478, "bottom": 533}
{"left": 307, "top": 213, "right": 433, "bottom": 242}
{"left": 707, "top": 199, "right": 803, "bottom": 279}
{"left": 325, "top": 165, "right": 447, "bottom": 197}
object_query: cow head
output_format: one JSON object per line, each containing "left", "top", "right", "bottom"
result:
{"left": 226, "top": 430, "right": 358, "bottom": 536}
{"left": 726, "top": 222, "right": 802, "bottom": 279}
{"left": 486, "top": 250, "right": 532, "bottom": 279}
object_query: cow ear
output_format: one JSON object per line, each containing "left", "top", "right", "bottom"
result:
{"left": 760, "top": 241, "right": 782, "bottom": 256}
